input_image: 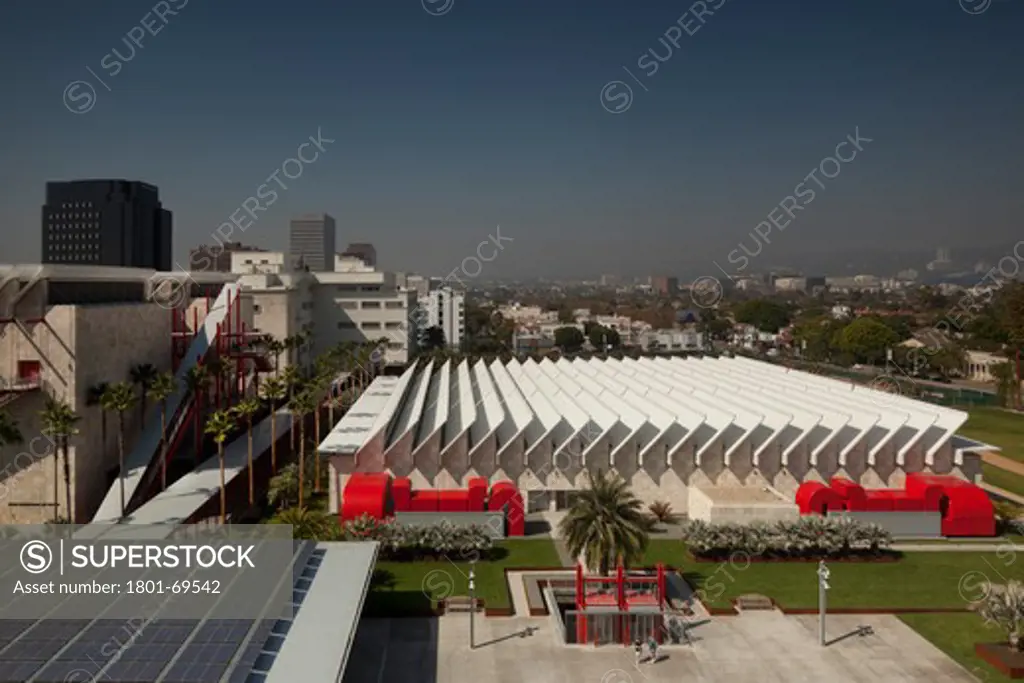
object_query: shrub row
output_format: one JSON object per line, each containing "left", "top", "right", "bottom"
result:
{"left": 680, "top": 516, "right": 893, "bottom": 559}
{"left": 341, "top": 514, "right": 496, "bottom": 561}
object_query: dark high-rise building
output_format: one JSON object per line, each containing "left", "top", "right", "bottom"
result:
{"left": 342, "top": 242, "right": 377, "bottom": 267}
{"left": 289, "top": 213, "right": 336, "bottom": 272}
{"left": 41, "top": 180, "right": 172, "bottom": 270}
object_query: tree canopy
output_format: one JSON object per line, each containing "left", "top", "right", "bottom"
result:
{"left": 733, "top": 300, "right": 791, "bottom": 333}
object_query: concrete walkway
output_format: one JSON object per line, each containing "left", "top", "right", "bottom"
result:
{"left": 983, "top": 451, "right": 1024, "bottom": 476}
{"left": 893, "top": 541, "right": 1024, "bottom": 551}
{"left": 980, "top": 482, "right": 1024, "bottom": 505}
{"left": 343, "top": 613, "right": 978, "bottom": 682}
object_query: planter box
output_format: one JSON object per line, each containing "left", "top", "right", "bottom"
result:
{"left": 975, "top": 643, "right": 1024, "bottom": 678}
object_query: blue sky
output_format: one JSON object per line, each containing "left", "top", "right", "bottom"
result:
{"left": 0, "top": 0, "right": 1021, "bottom": 278}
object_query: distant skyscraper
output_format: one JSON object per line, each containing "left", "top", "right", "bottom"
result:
{"left": 288, "top": 213, "right": 336, "bottom": 271}
{"left": 343, "top": 243, "right": 376, "bottom": 267}
{"left": 42, "top": 179, "right": 172, "bottom": 270}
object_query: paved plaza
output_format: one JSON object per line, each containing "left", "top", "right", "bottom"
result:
{"left": 342, "top": 611, "right": 977, "bottom": 683}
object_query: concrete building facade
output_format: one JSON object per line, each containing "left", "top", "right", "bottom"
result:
{"left": 232, "top": 251, "right": 419, "bottom": 368}
{"left": 419, "top": 287, "right": 465, "bottom": 348}
{"left": 0, "top": 265, "right": 235, "bottom": 522}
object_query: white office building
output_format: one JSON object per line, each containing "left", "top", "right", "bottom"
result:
{"left": 232, "top": 251, "right": 419, "bottom": 368}
{"left": 419, "top": 287, "right": 465, "bottom": 349}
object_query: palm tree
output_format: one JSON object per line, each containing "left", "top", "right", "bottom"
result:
{"left": 39, "top": 396, "right": 80, "bottom": 522}
{"left": 261, "top": 376, "right": 287, "bottom": 474}
{"left": 101, "top": 382, "right": 137, "bottom": 519}
{"left": 307, "top": 381, "right": 327, "bottom": 494}
{"left": 150, "top": 372, "right": 177, "bottom": 491}
{"left": 558, "top": 469, "right": 650, "bottom": 575}
{"left": 204, "top": 410, "right": 237, "bottom": 524}
{"left": 129, "top": 363, "right": 158, "bottom": 423}
{"left": 288, "top": 391, "right": 316, "bottom": 508}
{"left": 266, "top": 337, "right": 287, "bottom": 376}
{"left": 281, "top": 365, "right": 302, "bottom": 452}
{"left": 185, "top": 365, "right": 210, "bottom": 464}
{"left": 86, "top": 382, "right": 109, "bottom": 455}
{"left": 232, "top": 397, "right": 261, "bottom": 507}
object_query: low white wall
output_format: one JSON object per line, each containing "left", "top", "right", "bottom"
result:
{"left": 706, "top": 503, "right": 800, "bottom": 524}
{"left": 687, "top": 487, "right": 714, "bottom": 521}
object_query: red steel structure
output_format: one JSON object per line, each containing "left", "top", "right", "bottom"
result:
{"left": 574, "top": 562, "right": 668, "bottom": 645}
{"left": 165, "top": 287, "right": 270, "bottom": 475}
{"left": 795, "top": 473, "right": 995, "bottom": 537}
{"left": 340, "top": 473, "right": 525, "bottom": 536}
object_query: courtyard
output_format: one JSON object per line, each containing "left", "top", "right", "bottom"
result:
{"left": 341, "top": 612, "right": 980, "bottom": 683}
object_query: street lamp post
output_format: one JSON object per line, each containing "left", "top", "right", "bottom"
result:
{"left": 469, "top": 561, "right": 476, "bottom": 650}
{"left": 817, "top": 560, "right": 830, "bottom": 646}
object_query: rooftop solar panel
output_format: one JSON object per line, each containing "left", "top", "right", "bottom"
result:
{"left": 0, "top": 660, "right": 46, "bottom": 683}
{"left": 0, "top": 541, "right": 340, "bottom": 683}
{"left": 33, "top": 659, "right": 106, "bottom": 683}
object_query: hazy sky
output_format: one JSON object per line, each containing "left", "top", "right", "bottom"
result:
{"left": 0, "top": 0, "right": 1021, "bottom": 279}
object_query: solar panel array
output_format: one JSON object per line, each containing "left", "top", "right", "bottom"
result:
{"left": 0, "top": 542, "right": 317, "bottom": 683}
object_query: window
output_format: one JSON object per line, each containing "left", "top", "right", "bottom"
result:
{"left": 388, "top": 342, "right": 402, "bottom": 350}
{"left": 362, "top": 322, "right": 382, "bottom": 330}
{"left": 361, "top": 301, "right": 381, "bottom": 309}
{"left": 385, "top": 301, "right": 404, "bottom": 309}
{"left": 339, "top": 301, "right": 358, "bottom": 310}
{"left": 360, "top": 285, "right": 380, "bottom": 292}
{"left": 385, "top": 322, "right": 401, "bottom": 329}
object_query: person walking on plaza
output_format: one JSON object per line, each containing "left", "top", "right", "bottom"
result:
{"left": 647, "top": 635, "right": 658, "bottom": 663}
{"left": 634, "top": 640, "right": 644, "bottom": 666}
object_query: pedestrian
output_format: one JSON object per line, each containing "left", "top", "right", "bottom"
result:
{"left": 647, "top": 635, "right": 658, "bottom": 663}
{"left": 633, "top": 640, "right": 643, "bottom": 666}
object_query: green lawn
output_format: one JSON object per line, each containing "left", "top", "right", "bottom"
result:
{"left": 900, "top": 613, "right": 1008, "bottom": 683}
{"left": 364, "top": 538, "right": 561, "bottom": 616}
{"left": 983, "top": 463, "right": 1024, "bottom": 499}
{"left": 962, "top": 407, "right": 1024, "bottom": 463}
{"left": 641, "top": 540, "right": 1023, "bottom": 610}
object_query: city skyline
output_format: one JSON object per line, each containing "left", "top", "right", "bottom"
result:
{"left": 1, "top": 0, "right": 1021, "bottom": 279}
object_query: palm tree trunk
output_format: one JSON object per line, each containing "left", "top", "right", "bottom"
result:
{"left": 247, "top": 420, "right": 254, "bottom": 506}
{"left": 140, "top": 390, "right": 147, "bottom": 425}
{"left": 53, "top": 441, "right": 60, "bottom": 522}
{"left": 219, "top": 442, "right": 226, "bottom": 524}
{"left": 160, "top": 404, "right": 168, "bottom": 491}
{"left": 118, "top": 414, "right": 126, "bottom": 519}
{"left": 298, "top": 417, "right": 306, "bottom": 509}
{"left": 62, "top": 440, "right": 72, "bottom": 523}
{"left": 270, "top": 412, "right": 278, "bottom": 474}
{"left": 314, "top": 404, "right": 321, "bottom": 494}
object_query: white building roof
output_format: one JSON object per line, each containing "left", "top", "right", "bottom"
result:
{"left": 320, "top": 356, "right": 970, "bottom": 469}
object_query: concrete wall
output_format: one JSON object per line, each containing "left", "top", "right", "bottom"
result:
{"left": 828, "top": 511, "right": 942, "bottom": 538}
{"left": 393, "top": 511, "right": 506, "bottom": 538}
{"left": 687, "top": 487, "right": 800, "bottom": 524}
{"left": 0, "top": 300, "right": 171, "bottom": 522}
